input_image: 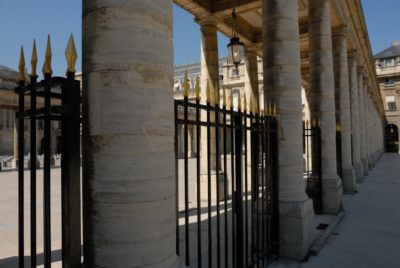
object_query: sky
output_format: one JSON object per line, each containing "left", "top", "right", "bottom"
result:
{"left": 0, "top": 0, "right": 399, "bottom": 76}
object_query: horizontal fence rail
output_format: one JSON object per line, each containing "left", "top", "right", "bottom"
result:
{"left": 175, "top": 96, "right": 279, "bottom": 267}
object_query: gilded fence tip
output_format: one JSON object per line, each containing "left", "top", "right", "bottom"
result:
{"left": 243, "top": 93, "right": 247, "bottom": 112}
{"left": 65, "top": 34, "right": 77, "bottom": 73}
{"left": 223, "top": 88, "right": 226, "bottom": 107}
{"left": 206, "top": 79, "right": 210, "bottom": 103}
{"left": 238, "top": 93, "right": 241, "bottom": 110}
{"left": 230, "top": 90, "right": 234, "bottom": 109}
{"left": 42, "top": 34, "right": 52, "bottom": 75}
{"left": 31, "top": 40, "right": 38, "bottom": 77}
{"left": 18, "top": 46, "right": 26, "bottom": 82}
{"left": 195, "top": 76, "right": 200, "bottom": 100}
{"left": 272, "top": 102, "right": 277, "bottom": 117}
{"left": 183, "top": 71, "right": 189, "bottom": 97}
{"left": 214, "top": 81, "right": 219, "bottom": 105}
{"left": 336, "top": 123, "right": 341, "bottom": 132}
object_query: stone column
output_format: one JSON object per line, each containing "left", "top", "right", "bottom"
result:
{"left": 198, "top": 17, "right": 221, "bottom": 201}
{"left": 309, "top": 0, "right": 343, "bottom": 213}
{"left": 82, "top": 1, "right": 178, "bottom": 267}
{"left": 244, "top": 49, "right": 260, "bottom": 112}
{"left": 364, "top": 85, "right": 372, "bottom": 169}
{"left": 348, "top": 52, "right": 364, "bottom": 181}
{"left": 357, "top": 70, "right": 368, "bottom": 176}
{"left": 263, "top": 0, "right": 314, "bottom": 260}
{"left": 332, "top": 27, "right": 356, "bottom": 193}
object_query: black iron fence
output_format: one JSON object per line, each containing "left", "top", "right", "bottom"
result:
{"left": 303, "top": 121, "right": 322, "bottom": 213}
{"left": 174, "top": 93, "right": 279, "bottom": 268}
{"left": 16, "top": 38, "right": 81, "bottom": 267}
{"left": 336, "top": 130, "right": 342, "bottom": 178}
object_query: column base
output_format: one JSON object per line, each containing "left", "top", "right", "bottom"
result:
{"left": 361, "top": 158, "right": 369, "bottom": 176}
{"left": 279, "top": 198, "right": 315, "bottom": 260}
{"left": 322, "top": 177, "right": 343, "bottom": 214}
{"left": 342, "top": 167, "right": 356, "bottom": 194}
{"left": 353, "top": 161, "right": 364, "bottom": 183}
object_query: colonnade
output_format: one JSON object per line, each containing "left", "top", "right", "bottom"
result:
{"left": 82, "top": 0, "right": 385, "bottom": 266}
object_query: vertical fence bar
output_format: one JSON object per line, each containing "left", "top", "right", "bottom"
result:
{"left": 230, "top": 105, "right": 235, "bottom": 268}
{"left": 261, "top": 116, "right": 265, "bottom": 266}
{"left": 43, "top": 73, "right": 52, "bottom": 268}
{"left": 61, "top": 73, "right": 81, "bottom": 267}
{"left": 174, "top": 100, "right": 179, "bottom": 256}
{"left": 184, "top": 95, "right": 190, "bottom": 266}
{"left": 222, "top": 103, "right": 228, "bottom": 268}
{"left": 271, "top": 118, "right": 279, "bottom": 256}
{"left": 234, "top": 112, "right": 243, "bottom": 267}
{"left": 215, "top": 101, "right": 221, "bottom": 268}
{"left": 30, "top": 75, "right": 37, "bottom": 268}
{"left": 17, "top": 80, "right": 25, "bottom": 268}
{"left": 250, "top": 115, "right": 257, "bottom": 266}
{"left": 195, "top": 98, "right": 202, "bottom": 268}
{"left": 244, "top": 111, "right": 249, "bottom": 267}
{"left": 207, "top": 101, "right": 212, "bottom": 267}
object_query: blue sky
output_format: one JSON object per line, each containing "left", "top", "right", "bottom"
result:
{"left": 0, "top": 1, "right": 399, "bottom": 76}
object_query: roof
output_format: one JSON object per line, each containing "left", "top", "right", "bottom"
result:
{"left": 374, "top": 44, "right": 400, "bottom": 59}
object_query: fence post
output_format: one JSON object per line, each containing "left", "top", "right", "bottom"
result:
{"left": 61, "top": 72, "right": 81, "bottom": 267}
{"left": 234, "top": 112, "right": 243, "bottom": 267}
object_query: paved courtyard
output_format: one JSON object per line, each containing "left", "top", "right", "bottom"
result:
{"left": 1, "top": 154, "right": 400, "bottom": 267}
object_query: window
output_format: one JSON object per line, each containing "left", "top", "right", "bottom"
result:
{"left": 386, "top": 96, "right": 397, "bottom": 111}
{"left": 385, "top": 79, "right": 395, "bottom": 86}
{"left": 231, "top": 68, "right": 239, "bottom": 77}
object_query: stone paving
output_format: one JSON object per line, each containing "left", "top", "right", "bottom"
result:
{"left": 1, "top": 154, "right": 399, "bottom": 267}
{"left": 273, "top": 153, "right": 400, "bottom": 268}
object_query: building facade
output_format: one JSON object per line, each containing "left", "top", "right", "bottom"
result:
{"left": 375, "top": 41, "right": 400, "bottom": 152}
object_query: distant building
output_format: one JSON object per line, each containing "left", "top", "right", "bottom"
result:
{"left": 374, "top": 41, "right": 400, "bottom": 151}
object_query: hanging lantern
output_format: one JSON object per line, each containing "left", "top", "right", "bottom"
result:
{"left": 227, "top": 8, "right": 245, "bottom": 68}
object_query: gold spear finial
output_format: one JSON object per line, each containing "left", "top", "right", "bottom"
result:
{"left": 223, "top": 88, "right": 226, "bottom": 107}
{"left": 238, "top": 93, "right": 242, "bottom": 110}
{"left": 250, "top": 97, "right": 254, "bottom": 114}
{"left": 336, "top": 123, "right": 341, "bottom": 132}
{"left": 31, "top": 40, "right": 38, "bottom": 77}
{"left": 18, "top": 46, "right": 26, "bottom": 82}
{"left": 266, "top": 101, "right": 271, "bottom": 116}
{"left": 272, "top": 102, "right": 277, "bottom": 117}
{"left": 243, "top": 93, "right": 247, "bottom": 112}
{"left": 214, "top": 81, "right": 219, "bottom": 105}
{"left": 206, "top": 79, "right": 210, "bottom": 103}
{"left": 230, "top": 90, "right": 234, "bottom": 109}
{"left": 183, "top": 71, "right": 189, "bottom": 97}
{"left": 42, "top": 34, "right": 52, "bottom": 75}
{"left": 195, "top": 76, "right": 200, "bottom": 100}
{"left": 65, "top": 33, "right": 78, "bottom": 73}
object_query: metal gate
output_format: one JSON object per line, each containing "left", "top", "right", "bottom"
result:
{"left": 174, "top": 82, "right": 279, "bottom": 267}
{"left": 16, "top": 37, "right": 81, "bottom": 268}
{"left": 303, "top": 121, "right": 322, "bottom": 213}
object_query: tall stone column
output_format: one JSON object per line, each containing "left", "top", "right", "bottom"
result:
{"left": 332, "top": 27, "right": 356, "bottom": 193}
{"left": 82, "top": 1, "right": 178, "bottom": 267}
{"left": 348, "top": 52, "right": 364, "bottom": 181}
{"left": 309, "top": 0, "right": 342, "bottom": 213}
{"left": 364, "top": 84, "right": 372, "bottom": 169}
{"left": 199, "top": 16, "right": 219, "bottom": 171}
{"left": 357, "top": 70, "right": 368, "bottom": 176}
{"left": 244, "top": 49, "right": 260, "bottom": 112}
{"left": 263, "top": 0, "right": 314, "bottom": 260}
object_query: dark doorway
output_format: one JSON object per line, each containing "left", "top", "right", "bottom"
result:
{"left": 385, "top": 124, "right": 399, "bottom": 153}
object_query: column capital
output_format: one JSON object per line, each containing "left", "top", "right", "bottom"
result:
{"left": 196, "top": 16, "right": 218, "bottom": 27}
{"left": 347, "top": 49, "right": 358, "bottom": 59}
{"left": 332, "top": 24, "right": 349, "bottom": 38}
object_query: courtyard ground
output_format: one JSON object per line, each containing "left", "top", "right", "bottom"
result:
{"left": 1, "top": 153, "right": 399, "bottom": 267}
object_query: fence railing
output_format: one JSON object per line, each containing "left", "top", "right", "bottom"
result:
{"left": 303, "top": 121, "right": 322, "bottom": 213}
{"left": 16, "top": 36, "right": 81, "bottom": 268}
{"left": 174, "top": 86, "right": 279, "bottom": 267}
